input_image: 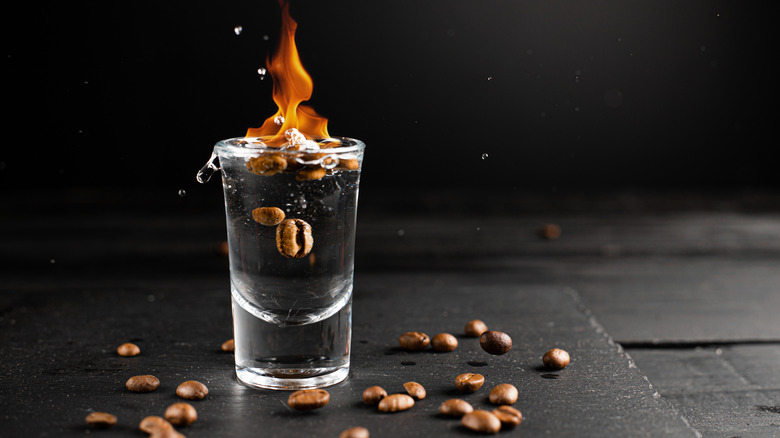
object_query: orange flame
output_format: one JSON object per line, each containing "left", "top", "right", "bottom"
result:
{"left": 245, "top": 0, "right": 329, "bottom": 144}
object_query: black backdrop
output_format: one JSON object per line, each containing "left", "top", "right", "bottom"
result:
{"left": 3, "top": 0, "right": 778, "bottom": 194}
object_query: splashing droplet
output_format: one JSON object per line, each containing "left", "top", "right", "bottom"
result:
{"left": 274, "top": 115, "right": 285, "bottom": 125}
{"left": 234, "top": 26, "right": 243, "bottom": 35}
{"left": 49, "top": 259, "right": 56, "bottom": 264}
{"left": 481, "top": 153, "right": 489, "bottom": 160}
{"left": 178, "top": 189, "right": 187, "bottom": 197}
{"left": 257, "top": 67, "right": 267, "bottom": 78}
{"left": 262, "top": 34, "right": 270, "bottom": 41}
{"left": 197, "top": 152, "right": 220, "bottom": 183}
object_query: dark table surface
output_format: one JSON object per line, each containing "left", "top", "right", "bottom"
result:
{"left": 2, "top": 186, "right": 779, "bottom": 437}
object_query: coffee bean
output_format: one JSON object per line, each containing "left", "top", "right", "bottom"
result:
{"left": 403, "top": 382, "right": 426, "bottom": 400}
{"left": 339, "top": 426, "right": 370, "bottom": 438}
{"left": 398, "top": 331, "right": 430, "bottom": 351}
{"left": 276, "top": 218, "right": 314, "bottom": 258}
{"left": 85, "top": 412, "right": 116, "bottom": 428}
{"left": 377, "top": 394, "right": 415, "bottom": 413}
{"left": 221, "top": 339, "right": 235, "bottom": 352}
{"left": 362, "top": 386, "right": 387, "bottom": 405}
{"left": 252, "top": 206, "right": 286, "bottom": 226}
{"left": 464, "top": 319, "right": 488, "bottom": 337}
{"left": 288, "top": 389, "right": 330, "bottom": 411}
{"left": 455, "top": 373, "right": 485, "bottom": 392}
{"left": 247, "top": 155, "right": 287, "bottom": 176}
{"left": 542, "top": 348, "right": 570, "bottom": 370}
{"left": 479, "top": 330, "right": 512, "bottom": 355}
{"left": 296, "top": 166, "right": 327, "bottom": 181}
{"left": 176, "top": 380, "right": 208, "bottom": 400}
{"left": 461, "top": 410, "right": 501, "bottom": 434}
{"left": 489, "top": 383, "right": 518, "bottom": 405}
{"left": 139, "top": 416, "right": 174, "bottom": 434}
{"left": 539, "top": 223, "right": 561, "bottom": 240}
{"left": 439, "top": 399, "right": 474, "bottom": 417}
{"left": 151, "top": 429, "right": 186, "bottom": 438}
{"left": 492, "top": 405, "right": 523, "bottom": 427}
{"left": 164, "top": 402, "right": 197, "bottom": 427}
{"left": 431, "top": 333, "right": 458, "bottom": 352}
{"left": 117, "top": 342, "right": 140, "bottom": 357}
{"left": 126, "top": 375, "right": 160, "bottom": 393}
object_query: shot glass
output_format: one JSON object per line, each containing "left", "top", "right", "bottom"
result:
{"left": 212, "top": 136, "right": 365, "bottom": 390}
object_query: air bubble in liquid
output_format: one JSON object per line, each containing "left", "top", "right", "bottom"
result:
{"left": 234, "top": 26, "right": 243, "bottom": 35}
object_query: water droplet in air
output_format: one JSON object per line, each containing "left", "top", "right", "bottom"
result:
{"left": 397, "top": 229, "right": 405, "bottom": 237}
{"left": 274, "top": 115, "right": 285, "bottom": 125}
{"left": 50, "top": 259, "right": 56, "bottom": 264}
{"left": 257, "top": 67, "right": 267, "bottom": 78}
{"left": 263, "top": 35, "right": 270, "bottom": 41}
{"left": 197, "top": 152, "right": 220, "bottom": 183}
{"left": 234, "top": 26, "right": 243, "bottom": 35}
{"left": 178, "top": 189, "right": 187, "bottom": 197}
{"left": 487, "top": 76, "right": 493, "bottom": 81}
{"left": 481, "top": 153, "right": 489, "bottom": 160}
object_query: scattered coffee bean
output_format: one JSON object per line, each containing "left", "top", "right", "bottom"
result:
{"left": 377, "top": 394, "right": 415, "bottom": 413}
{"left": 296, "top": 166, "right": 327, "bottom": 181}
{"left": 252, "top": 206, "right": 286, "bottom": 226}
{"left": 117, "top": 342, "right": 140, "bottom": 357}
{"left": 276, "top": 218, "right": 314, "bottom": 258}
{"left": 439, "top": 399, "right": 474, "bottom": 417}
{"left": 403, "top": 382, "right": 426, "bottom": 400}
{"left": 85, "top": 412, "right": 117, "bottom": 428}
{"left": 126, "top": 375, "right": 160, "bottom": 393}
{"left": 398, "top": 331, "right": 430, "bottom": 351}
{"left": 492, "top": 405, "right": 523, "bottom": 427}
{"left": 288, "top": 389, "right": 330, "bottom": 411}
{"left": 539, "top": 223, "right": 561, "bottom": 240}
{"left": 431, "top": 333, "right": 458, "bottom": 352}
{"left": 464, "top": 319, "right": 488, "bottom": 337}
{"left": 489, "top": 383, "right": 518, "bottom": 405}
{"left": 362, "top": 386, "right": 387, "bottom": 405}
{"left": 176, "top": 380, "right": 208, "bottom": 400}
{"left": 339, "top": 426, "right": 370, "bottom": 438}
{"left": 461, "top": 410, "right": 501, "bottom": 434}
{"left": 139, "top": 416, "right": 174, "bottom": 434}
{"left": 247, "top": 155, "right": 287, "bottom": 176}
{"left": 221, "top": 339, "right": 235, "bottom": 352}
{"left": 164, "top": 402, "right": 197, "bottom": 427}
{"left": 479, "top": 330, "right": 512, "bottom": 355}
{"left": 543, "top": 348, "right": 570, "bottom": 370}
{"left": 455, "top": 373, "right": 485, "bottom": 392}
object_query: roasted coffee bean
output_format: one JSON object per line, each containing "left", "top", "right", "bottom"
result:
{"left": 439, "top": 399, "right": 474, "bottom": 417}
{"left": 479, "top": 330, "right": 512, "bottom": 355}
{"left": 455, "top": 373, "right": 485, "bottom": 392}
{"left": 252, "top": 206, "right": 285, "bottom": 226}
{"left": 464, "top": 319, "right": 488, "bottom": 337}
{"left": 339, "top": 426, "right": 369, "bottom": 438}
{"left": 403, "top": 382, "right": 426, "bottom": 400}
{"left": 85, "top": 412, "right": 117, "bottom": 428}
{"left": 117, "top": 342, "right": 140, "bottom": 357}
{"left": 539, "top": 223, "right": 561, "bottom": 240}
{"left": 461, "top": 410, "right": 501, "bottom": 434}
{"left": 276, "top": 218, "right": 314, "bottom": 258}
{"left": 288, "top": 389, "right": 330, "bottom": 411}
{"left": 337, "top": 158, "right": 360, "bottom": 171}
{"left": 362, "top": 386, "right": 387, "bottom": 405}
{"left": 489, "top": 383, "right": 518, "bottom": 405}
{"left": 126, "top": 375, "right": 160, "bottom": 393}
{"left": 176, "top": 380, "right": 208, "bottom": 400}
{"left": 296, "top": 166, "right": 327, "bottom": 181}
{"left": 377, "top": 394, "right": 415, "bottom": 413}
{"left": 150, "top": 429, "right": 185, "bottom": 438}
{"left": 431, "top": 333, "right": 458, "bottom": 352}
{"left": 492, "top": 405, "right": 523, "bottom": 427}
{"left": 247, "top": 155, "right": 287, "bottom": 176}
{"left": 139, "top": 416, "right": 174, "bottom": 434}
{"left": 543, "top": 348, "right": 570, "bottom": 370}
{"left": 398, "top": 331, "right": 430, "bottom": 351}
{"left": 164, "top": 402, "right": 197, "bottom": 427}
{"left": 221, "top": 339, "right": 235, "bottom": 352}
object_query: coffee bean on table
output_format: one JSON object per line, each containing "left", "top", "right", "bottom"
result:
{"left": 455, "top": 373, "right": 485, "bottom": 392}
{"left": 117, "top": 342, "right": 140, "bottom": 357}
{"left": 339, "top": 426, "right": 370, "bottom": 438}
{"left": 403, "top": 382, "right": 426, "bottom": 400}
{"left": 439, "top": 399, "right": 474, "bottom": 417}
{"left": 479, "top": 330, "right": 512, "bottom": 355}
{"left": 362, "top": 386, "right": 387, "bottom": 405}
{"left": 464, "top": 319, "right": 488, "bottom": 337}
{"left": 176, "top": 380, "right": 209, "bottom": 400}
{"left": 461, "top": 410, "right": 502, "bottom": 434}
{"left": 276, "top": 218, "right": 314, "bottom": 258}
{"left": 492, "top": 405, "right": 523, "bottom": 427}
{"left": 139, "top": 416, "right": 174, "bottom": 434}
{"left": 431, "top": 333, "right": 458, "bottom": 352}
{"left": 398, "top": 331, "right": 430, "bottom": 351}
{"left": 252, "top": 206, "right": 285, "bottom": 226}
{"left": 288, "top": 389, "right": 330, "bottom": 411}
{"left": 85, "top": 412, "right": 116, "bottom": 428}
{"left": 126, "top": 375, "right": 160, "bottom": 392}
{"left": 489, "top": 383, "right": 518, "bottom": 405}
{"left": 543, "top": 348, "right": 570, "bottom": 370}
{"left": 377, "top": 394, "right": 415, "bottom": 413}
{"left": 165, "top": 402, "right": 197, "bottom": 427}
{"left": 221, "top": 339, "right": 235, "bottom": 352}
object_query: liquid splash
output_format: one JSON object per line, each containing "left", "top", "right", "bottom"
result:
{"left": 197, "top": 152, "right": 219, "bottom": 183}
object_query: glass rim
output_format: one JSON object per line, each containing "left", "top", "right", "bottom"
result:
{"left": 214, "top": 136, "right": 365, "bottom": 156}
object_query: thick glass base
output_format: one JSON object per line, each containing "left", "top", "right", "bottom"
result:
{"left": 236, "top": 364, "right": 349, "bottom": 390}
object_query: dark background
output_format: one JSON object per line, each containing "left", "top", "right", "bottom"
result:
{"left": 3, "top": 0, "right": 778, "bottom": 196}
